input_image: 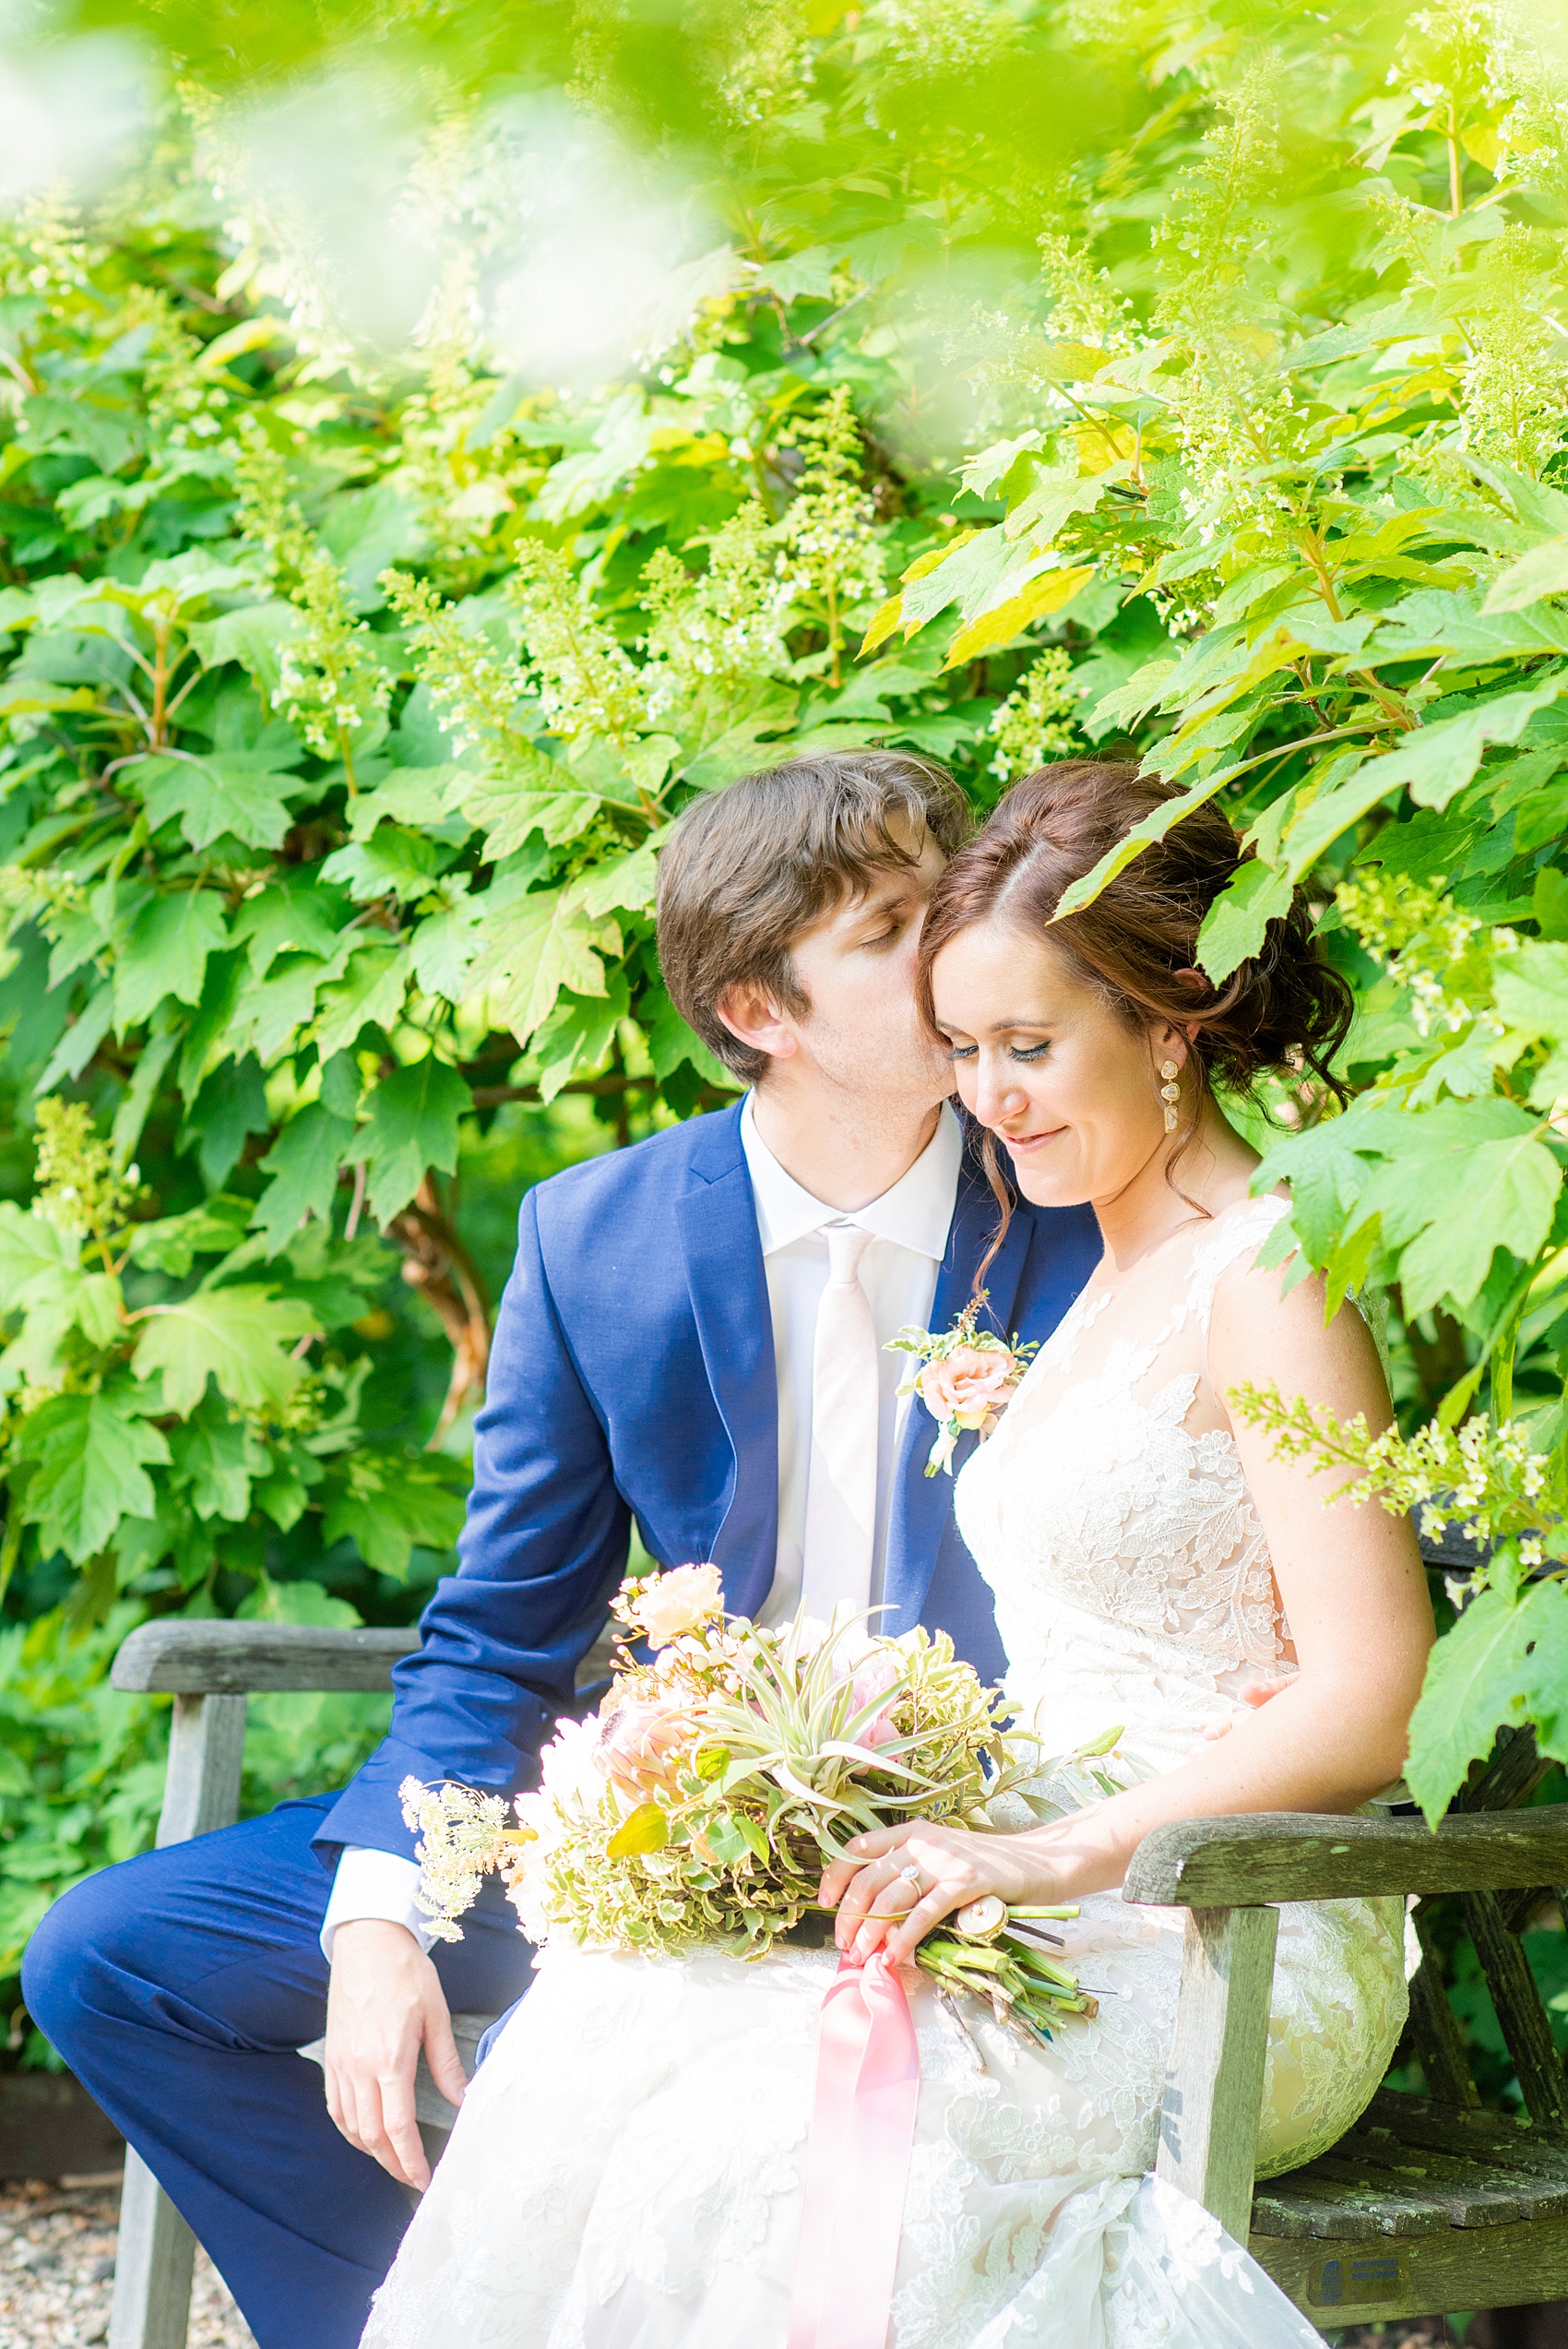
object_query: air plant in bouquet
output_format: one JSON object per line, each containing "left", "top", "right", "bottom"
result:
{"left": 402, "top": 1563, "right": 1099, "bottom": 2045}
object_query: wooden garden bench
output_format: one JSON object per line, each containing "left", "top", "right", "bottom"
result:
{"left": 1130, "top": 1722, "right": 1568, "bottom": 2327}
{"left": 101, "top": 1617, "right": 1568, "bottom": 2347}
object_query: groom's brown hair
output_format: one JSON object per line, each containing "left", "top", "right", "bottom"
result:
{"left": 657, "top": 748, "right": 969, "bottom": 1084}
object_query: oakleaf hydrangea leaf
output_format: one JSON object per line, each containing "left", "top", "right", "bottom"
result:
{"left": 1194, "top": 857, "right": 1295, "bottom": 984}
{"left": 351, "top": 1057, "right": 470, "bottom": 1226}
{"left": 132, "top": 1286, "right": 319, "bottom": 1416}
{"left": 113, "top": 890, "right": 229, "bottom": 1031}
{"left": 253, "top": 1104, "right": 357, "bottom": 1256}
{"left": 1407, "top": 1581, "right": 1568, "bottom": 1822}
{"left": 319, "top": 1443, "right": 468, "bottom": 1577}
{"left": 17, "top": 1392, "right": 171, "bottom": 1563}
{"left": 128, "top": 750, "right": 303, "bottom": 853}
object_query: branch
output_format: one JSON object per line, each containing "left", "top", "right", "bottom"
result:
{"left": 387, "top": 1174, "right": 493, "bottom": 1447}
{"left": 468, "top": 1074, "right": 658, "bottom": 1107}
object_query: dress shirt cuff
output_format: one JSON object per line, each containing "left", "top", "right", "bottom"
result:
{"left": 320, "top": 1846, "right": 435, "bottom": 1963}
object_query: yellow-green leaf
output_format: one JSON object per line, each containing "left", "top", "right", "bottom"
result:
{"left": 606, "top": 1802, "right": 669, "bottom": 1857}
{"left": 942, "top": 566, "right": 1095, "bottom": 668}
{"left": 858, "top": 595, "right": 904, "bottom": 656}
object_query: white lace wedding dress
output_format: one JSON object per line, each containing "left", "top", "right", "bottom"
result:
{"left": 362, "top": 1195, "right": 1409, "bottom": 2349}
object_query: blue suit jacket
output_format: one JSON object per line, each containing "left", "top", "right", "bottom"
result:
{"left": 316, "top": 1103, "right": 1100, "bottom": 1862}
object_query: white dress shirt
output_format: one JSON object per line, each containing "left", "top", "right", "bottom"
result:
{"left": 320, "top": 1098, "right": 963, "bottom": 1960}
{"left": 741, "top": 1096, "right": 960, "bottom": 1626}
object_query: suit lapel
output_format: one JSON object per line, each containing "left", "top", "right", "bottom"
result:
{"left": 882, "top": 1149, "right": 1031, "bottom": 1630}
{"left": 676, "top": 1108, "right": 778, "bottom": 1617}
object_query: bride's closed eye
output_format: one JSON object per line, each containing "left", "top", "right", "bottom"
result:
{"left": 940, "top": 1039, "right": 1050, "bottom": 1063}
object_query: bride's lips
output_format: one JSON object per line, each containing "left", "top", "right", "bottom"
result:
{"left": 996, "top": 1126, "right": 1067, "bottom": 1156}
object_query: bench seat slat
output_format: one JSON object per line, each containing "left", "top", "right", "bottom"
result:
{"left": 1251, "top": 2171, "right": 1444, "bottom": 2236}
{"left": 1363, "top": 2088, "right": 1568, "bottom": 2151}
{"left": 1252, "top": 2093, "right": 1568, "bottom": 2244}
{"left": 1336, "top": 2127, "right": 1568, "bottom": 2212}
{"left": 1300, "top": 2148, "right": 1528, "bottom": 2228}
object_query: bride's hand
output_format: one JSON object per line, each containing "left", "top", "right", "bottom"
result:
{"left": 819, "top": 1821, "right": 1061, "bottom": 1967}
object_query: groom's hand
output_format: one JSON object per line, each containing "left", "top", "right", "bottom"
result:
{"left": 324, "top": 1920, "right": 469, "bottom": 2191}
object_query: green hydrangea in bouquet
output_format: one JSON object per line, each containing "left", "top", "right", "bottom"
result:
{"left": 400, "top": 1565, "right": 1098, "bottom": 2045}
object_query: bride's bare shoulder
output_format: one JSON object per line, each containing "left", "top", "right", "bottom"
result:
{"left": 1204, "top": 1195, "right": 1389, "bottom": 1425}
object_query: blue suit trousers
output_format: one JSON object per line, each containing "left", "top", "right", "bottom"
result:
{"left": 21, "top": 1795, "right": 534, "bottom": 2349}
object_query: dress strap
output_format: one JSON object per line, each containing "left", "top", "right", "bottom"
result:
{"left": 1187, "top": 1194, "right": 1292, "bottom": 1338}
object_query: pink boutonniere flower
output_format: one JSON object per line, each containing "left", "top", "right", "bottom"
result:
{"left": 889, "top": 1294, "right": 1038, "bottom": 1477}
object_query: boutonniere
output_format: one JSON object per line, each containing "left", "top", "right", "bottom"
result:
{"left": 888, "top": 1294, "right": 1039, "bottom": 1478}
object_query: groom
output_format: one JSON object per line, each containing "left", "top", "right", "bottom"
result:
{"left": 25, "top": 747, "right": 1100, "bottom": 2349}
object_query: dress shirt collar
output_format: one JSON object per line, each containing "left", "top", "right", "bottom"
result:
{"left": 740, "top": 1094, "right": 961, "bottom": 1262}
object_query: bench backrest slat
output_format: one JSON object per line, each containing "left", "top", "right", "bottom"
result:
{"left": 110, "top": 1621, "right": 419, "bottom": 1695}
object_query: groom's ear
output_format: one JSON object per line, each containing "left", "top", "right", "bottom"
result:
{"left": 715, "top": 979, "right": 800, "bottom": 1067}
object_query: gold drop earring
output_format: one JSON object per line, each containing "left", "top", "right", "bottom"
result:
{"left": 1158, "top": 1059, "right": 1181, "bottom": 1133}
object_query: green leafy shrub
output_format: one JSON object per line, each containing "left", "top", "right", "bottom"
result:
{"left": 6, "top": 0, "right": 1568, "bottom": 2080}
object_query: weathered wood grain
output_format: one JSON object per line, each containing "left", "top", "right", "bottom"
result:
{"left": 109, "top": 2149, "right": 196, "bottom": 2349}
{"left": 1405, "top": 1902, "right": 1480, "bottom": 2108}
{"left": 1252, "top": 2181, "right": 1387, "bottom": 2240}
{"left": 1461, "top": 1889, "right": 1568, "bottom": 2129}
{"left": 1496, "top": 1883, "right": 1562, "bottom": 1935}
{"left": 155, "top": 1695, "right": 246, "bottom": 1845}
{"left": 1333, "top": 2126, "right": 1568, "bottom": 2222}
{"left": 1251, "top": 2090, "right": 1568, "bottom": 2252}
{"left": 1154, "top": 1903, "right": 1277, "bottom": 2242}
{"left": 112, "top": 1620, "right": 419, "bottom": 1695}
{"left": 1123, "top": 1810, "right": 1568, "bottom": 1907}
{"left": 1253, "top": 2166, "right": 1445, "bottom": 2236}
{"left": 1304, "top": 2144, "right": 1527, "bottom": 2227}
{"left": 1459, "top": 1724, "right": 1550, "bottom": 1814}
{"left": 1249, "top": 2208, "right": 1568, "bottom": 2323}
{"left": 1350, "top": 2100, "right": 1568, "bottom": 2207}
{"left": 1364, "top": 2086, "right": 1568, "bottom": 2150}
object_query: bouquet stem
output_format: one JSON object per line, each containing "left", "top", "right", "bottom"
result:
{"left": 915, "top": 1902, "right": 1097, "bottom": 2039}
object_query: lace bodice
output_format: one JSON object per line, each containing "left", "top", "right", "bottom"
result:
{"left": 956, "top": 1194, "right": 1298, "bottom": 1762}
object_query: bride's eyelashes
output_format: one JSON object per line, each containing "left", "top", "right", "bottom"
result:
{"left": 939, "top": 1039, "right": 1050, "bottom": 1063}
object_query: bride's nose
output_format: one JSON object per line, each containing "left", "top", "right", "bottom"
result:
{"left": 973, "top": 1060, "right": 1031, "bottom": 1128}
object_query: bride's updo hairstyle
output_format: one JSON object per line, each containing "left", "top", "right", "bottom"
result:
{"left": 918, "top": 760, "right": 1352, "bottom": 1236}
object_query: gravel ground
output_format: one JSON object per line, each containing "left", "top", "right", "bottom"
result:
{"left": 0, "top": 2178, "right": 256, "bottom": 2348}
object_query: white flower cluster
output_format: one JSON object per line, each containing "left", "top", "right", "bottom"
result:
{"left": 382, "top": 567, "right": 529, "bottom": 757}
{"left": 642, "top": 504, "right": 792, "bottom": 716}
{"left": 776, "top": 388, "right": 885, "bottom": 661}
{"left": 986, "top": 650, "right": 1081, "bottom": 782}
{"left": 1231, "top": 1381, "right": 1556, "bottom": 1568}
{"left": 507, "top": 543, "right": 649, "bottom": 746}
{"left": 872, "top": 0, "right": 1019, "bottom": 82}
{"left": 1336, "top": 871, "right": 1499, "bottom": 1039}
{"left": 400, "top": 1780, "right": 517, "bottom": 1945}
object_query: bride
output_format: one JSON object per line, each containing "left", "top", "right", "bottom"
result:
{"left": 361, "top": 761, "right": 1435, "bottom": 2349}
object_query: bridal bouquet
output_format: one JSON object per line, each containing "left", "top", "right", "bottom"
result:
{"left": 401, "top": 1565, "right": 1097, "bottom": 2044}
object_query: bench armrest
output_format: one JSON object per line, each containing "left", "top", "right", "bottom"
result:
{"left": 112, "top": 1620, "right": 419, "bottom": 1696}
{"left": 1123, "top": 1808, "right": 1568, "bottom": 1908}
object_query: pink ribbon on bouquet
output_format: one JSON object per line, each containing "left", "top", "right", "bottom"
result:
{"left": 787, "top": 1950, "right": 922, "bottom": 2349}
